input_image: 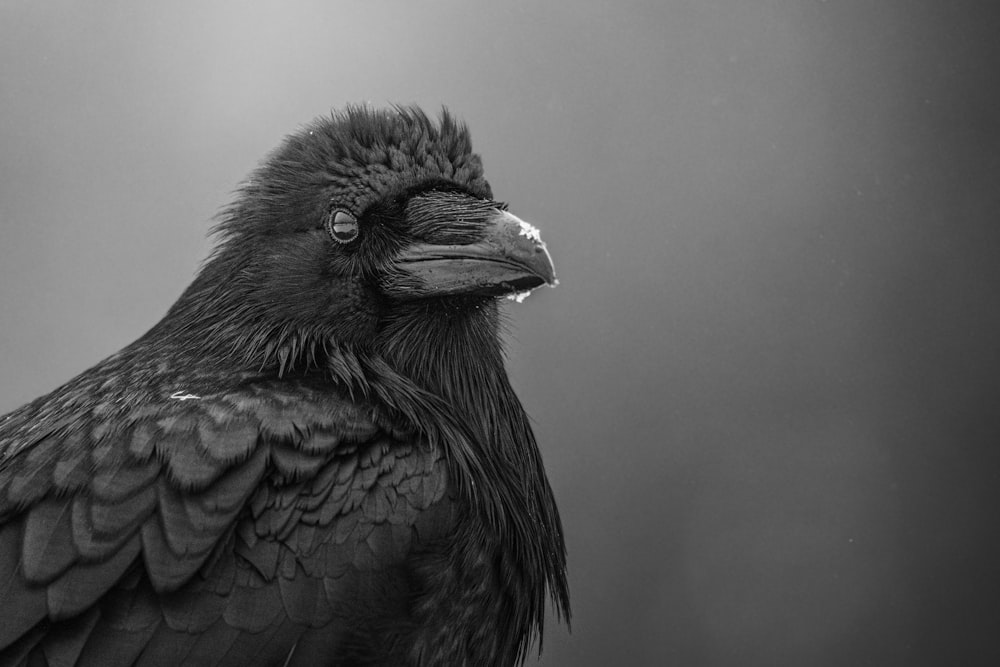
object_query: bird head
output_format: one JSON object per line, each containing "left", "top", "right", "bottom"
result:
{"left": 168, "top": 106, "right": 556, "bottom": 372}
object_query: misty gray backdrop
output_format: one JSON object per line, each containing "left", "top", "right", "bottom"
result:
{"left": 2, "top": 2, "right": 998, "bottom": 665}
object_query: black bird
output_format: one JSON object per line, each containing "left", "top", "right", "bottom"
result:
{"left": 0, "top": 106, "right": 569, "bottom": 666}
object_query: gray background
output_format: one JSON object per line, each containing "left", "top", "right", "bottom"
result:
{"left": 2, "top": 2, "right": 999, "bottom": 665}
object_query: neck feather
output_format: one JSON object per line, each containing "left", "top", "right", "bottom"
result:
{"left": 374, "top": 300, "right": 570, "bottom": 647}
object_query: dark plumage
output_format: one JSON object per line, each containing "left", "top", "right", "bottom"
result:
{"left": 0, "top": 106, "right": 569, "bottom": 666}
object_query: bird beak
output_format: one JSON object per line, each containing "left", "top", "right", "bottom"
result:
{"left": 386, "top": 209, "right": 557, "bottom": 300}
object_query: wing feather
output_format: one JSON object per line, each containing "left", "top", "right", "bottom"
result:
{"left": 1, "top": 371, "right": 456, "bottom": 663}
{"left": 21, "top": 498, "right": 77, "bottom": 583}
{"left": 39, "top": 606, "right": 100, "bottom": 667}
{"left": 0, "top": 519, "right": 48, "bottom": 648}
{"left": 46, "top": 536, "right": 141, "bottom": 619}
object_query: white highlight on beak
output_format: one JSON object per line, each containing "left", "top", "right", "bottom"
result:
{"left": 506, "top": 290, "right": 533, "bottom": 303}
{"left": 512, "top": 214, "right": 543, "bottom": 243}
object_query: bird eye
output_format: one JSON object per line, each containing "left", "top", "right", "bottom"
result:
{"left": 326, "top": 210, "right": 359, "bottom": 244}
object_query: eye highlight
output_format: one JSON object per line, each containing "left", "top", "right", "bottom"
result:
{"left": 326, "top": 210, "right": 359, "bottom": 244}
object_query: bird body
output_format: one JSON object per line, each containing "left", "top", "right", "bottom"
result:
{"left": 0, "top": 107, "right": 568, "bottom": 666}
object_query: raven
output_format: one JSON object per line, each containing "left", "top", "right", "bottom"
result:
{"left": 0, "top": 106, "right": 569, "bottom": 666}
